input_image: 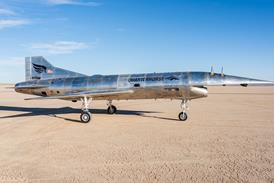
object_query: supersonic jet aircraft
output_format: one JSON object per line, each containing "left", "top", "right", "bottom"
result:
{"left": 15, "top": 56, "right": 274, "bottom": 123}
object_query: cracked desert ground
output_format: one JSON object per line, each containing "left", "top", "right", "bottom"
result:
{"left": 0, "top": 84, "right": 273, "bottom": 183}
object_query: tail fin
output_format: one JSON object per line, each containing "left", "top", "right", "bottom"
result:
{"left": 25, "top": 56, "right": 86, "bottom": 81}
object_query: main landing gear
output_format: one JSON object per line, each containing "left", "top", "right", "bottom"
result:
{"left": 179, "top": 99, "right": 189, "bottom": 121}
{"left": 80, "top": 96, "right": 92, "bottom": 123}
{"left": 107, "top": 100, "right": 117, "bottom": 114}
{"left": 79, "top": 98, "right": 118, "bottom": 123}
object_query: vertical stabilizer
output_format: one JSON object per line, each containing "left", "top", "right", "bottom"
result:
{"left": 25, "top": 56, "right": 86, "bottom": 81}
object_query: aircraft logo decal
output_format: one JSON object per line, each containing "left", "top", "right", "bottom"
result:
{"left": 165, "top": 76, "right": 179, "bottom": 81}
{"left": 32, "top": 63, "right": 53, "bottom": 74}
{"left": 33, "top": 63, "right": 47, "bottom": 74}
{"left": 128, "top": 75, "right": 179, "bottom": 83}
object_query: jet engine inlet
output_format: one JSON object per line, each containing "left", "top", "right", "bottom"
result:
{"left": 190, "top": 87, "right": 208, "bottom": 98}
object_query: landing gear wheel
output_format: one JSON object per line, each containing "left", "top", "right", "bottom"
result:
{"left": 179, "top": 112, "right": 188, "bottom": 121}
{"left": 107, "top": 105, "right": 117, "bottom": 114}
{"left": 80, "top": 111, "right": 91, "bottom": 123}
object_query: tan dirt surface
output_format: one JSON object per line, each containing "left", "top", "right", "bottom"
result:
{"left": 0, "top": 84, "right": 274, "bottom": 183}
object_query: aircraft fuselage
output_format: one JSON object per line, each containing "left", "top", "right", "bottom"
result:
{"left": 16, "top": 72, "right": 210, "bottom": 100}
{"left": 15, "top": 71, "right": 267, "bottom": 101}
{"left": 14, "top": 56, "right": 274, "bottom": 123}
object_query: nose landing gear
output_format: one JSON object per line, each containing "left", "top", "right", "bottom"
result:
{"left": 179, "top": 99, "right": 189, "bottom": 121}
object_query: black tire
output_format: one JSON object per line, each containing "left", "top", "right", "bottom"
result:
{"left": 107, "top": 105, "right": 117, "bottom": 114}
{"left": 80, "top": 112, "right": 91, "bottom": 123}
{"left": 178, "top": 112, "right": 188, "bottom": 121}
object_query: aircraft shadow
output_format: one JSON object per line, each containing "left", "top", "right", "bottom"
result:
{"left": 0, "top": 106, "right": 159, "bottom": 123}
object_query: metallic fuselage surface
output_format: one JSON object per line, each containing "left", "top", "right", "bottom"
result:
{"left": 16, "top": 71, "right": 269, "bottom": 101}
{"left": 16, "top": 72, "right": 202, "bottom": 100}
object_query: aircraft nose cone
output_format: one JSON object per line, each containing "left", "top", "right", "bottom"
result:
{"left": 246, "top": 79, "right": 274, "bottom": 86}
{"left": 224, "top": 75, "right": 274, "bottom": 86}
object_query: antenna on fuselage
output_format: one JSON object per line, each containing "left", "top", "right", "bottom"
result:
{"left": 221, "top": 67, "right": 225, "bottom": 77}
{"left": 210, "top": 66, "right": 215, "bottom": 76}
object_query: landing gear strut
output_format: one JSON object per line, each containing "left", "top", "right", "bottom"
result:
{"left": 80, "top": 96, "right": 92, "bottom": 123}
{"left": 179, "top": 99, "right": 189, "bottom": 121}
{"left": 107, "top": 100, "right": 117, "bottom": 114}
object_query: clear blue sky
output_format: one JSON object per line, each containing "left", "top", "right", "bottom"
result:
{"left": 0, "top": 0, "right": 273, "bottom": 83}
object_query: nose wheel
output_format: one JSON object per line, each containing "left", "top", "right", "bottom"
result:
{"left": 179, "top": 99, "right": 189, "bottom": 121}
{"left": 107, "top": 100, "right": 117, "bottom": 114}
